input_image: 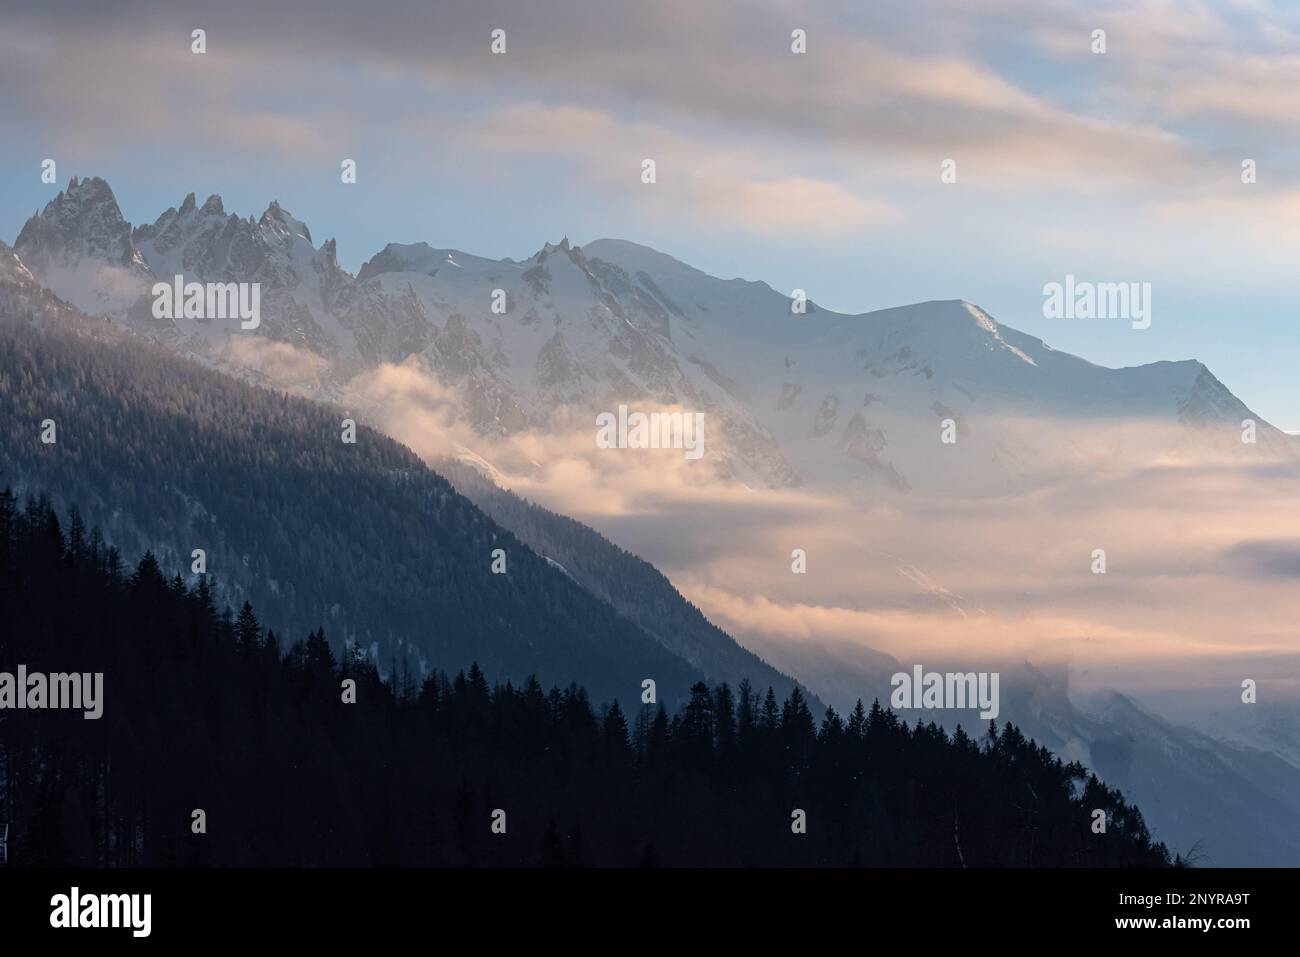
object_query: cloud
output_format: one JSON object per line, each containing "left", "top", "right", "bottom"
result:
{"left": 10, "top": 0, "right": 1300, "bottom": 285}
{"left": 682, "top": 175, "right": 898, "bottom": 236}
{"left": 223, "top": 338, "right": 331, "bottom": 388}
{"left": 343, "top": 357, "right": 840, "bottom": 518}
{"left": 4, "top": 0, "right": 1271, "bottom": 193}
{"left": 0, "top": 27, "right": 343, "bottom": 159}
{"left": 466, "top": 103, "right": 898, "bottom": 237}
{"left": 1221, "top": 539, "right": 1300, "bottom": 578}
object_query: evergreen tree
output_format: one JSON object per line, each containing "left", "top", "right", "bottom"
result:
{"left": 601, "top": 701, "right": 632, "bottom": 761}
{"left": 714, "top": 683, "right": 736, "bottom": 756}
{"left": 235, "top": 601, "right": 261, "bottom": 656}
{"left": 847, "top": 699, "right": 867, "bottom": 741}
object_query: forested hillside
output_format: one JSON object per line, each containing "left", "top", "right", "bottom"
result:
{"left": 0, "top": 494, "right": 1175, "bottom": 866}
{"left": 0, "top": 310, "right": 701, "bottom": 706}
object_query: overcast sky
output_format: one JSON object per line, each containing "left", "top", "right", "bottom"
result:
{"left": 3, "top": 0, "right": 1298, "bottom": 428}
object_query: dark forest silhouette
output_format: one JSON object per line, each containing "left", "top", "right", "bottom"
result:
{"left": 0, "top": 491, "right": 1175, "bottom": 867}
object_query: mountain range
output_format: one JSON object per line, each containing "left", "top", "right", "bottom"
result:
{"left": 15, "top": 177, "right": 1294, "bottom": 501}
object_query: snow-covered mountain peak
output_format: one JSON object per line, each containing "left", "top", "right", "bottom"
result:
{"left": 356, "top": 242, "right": 506, "bottom": 281}
{"left": 258, "top": 200, "right": 312, "bottom": 243}
{"left": 60, "top": 175, "right": 116, "bottom": 207}
{"left": 15, "top": 175, "right": 143, "bottom": 271}
{"left": 845, "top": 299, "right": 1042, "bottom": 371}
{"left": 357, "top": 242, "right": 434, "bottom": 280}
{"left": 583, "top": 237, "right": 696, "bottom": 278}
{"left": 13, "top": 176, "right": 151, "bottom": 316}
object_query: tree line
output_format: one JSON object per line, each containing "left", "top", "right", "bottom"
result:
{"left": 0, "top": 491, "right": 1175, "bottom": 866}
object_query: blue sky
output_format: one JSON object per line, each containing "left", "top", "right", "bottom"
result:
{"left": 3, "top": 0, "right": 1298, "bottom": 428}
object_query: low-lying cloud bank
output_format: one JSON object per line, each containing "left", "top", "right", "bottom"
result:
{"left": 335, "top": 356, "right": 1298, "bottom": 703}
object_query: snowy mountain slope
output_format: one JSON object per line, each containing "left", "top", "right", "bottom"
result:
{"left": 582, "top": 240, "right": 1297, "bottom": 494}
{"left": 352, "top": 237, "right": 801, "bottom": 482}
